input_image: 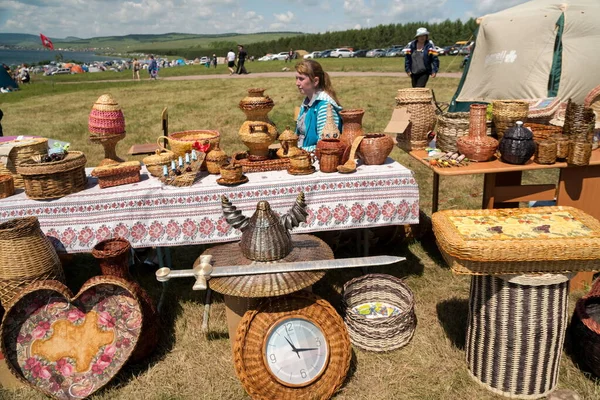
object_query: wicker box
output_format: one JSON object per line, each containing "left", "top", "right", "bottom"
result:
{"left": 0, "top": 138, "right": 48, "bottom": 188}
{"left": 432, "top": 206, "right": 600, "bottom": 275}
{"left": 16, "top": 151, "right": 87, "bottom": 200}
{"left": 92, "top": 161, "right": 141, "bottom": 189}
{"left": 342, "top": 274, "right": 416, "bottom": 352}
{"left": 466, "top": 273, "right": 569, "bottom": 399}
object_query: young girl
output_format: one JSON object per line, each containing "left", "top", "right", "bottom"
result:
{"left": 294, "top": 60, "right": 342, "bottom": 151}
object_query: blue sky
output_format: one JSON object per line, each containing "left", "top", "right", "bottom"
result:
{"left": 0, "top": 0, "right": 528, "bottom": 39}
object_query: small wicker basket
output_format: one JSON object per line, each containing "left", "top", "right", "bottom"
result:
{"left": 342, "top": 274, "right": 416, "bottom": 352}
{"left": 91, "top": 161, "right": 141, "bottom": 189}
{"left": 319, "top": 148, "right": 341, "bottom": 173}
{"left": 232, "top": 151, "right": 290, "bottom": 173}
{"left": 555, "top": 135, "right": 570, "bottom": 159}
{"left": 534, "top": 139, "right": 557, "bottom": 165}
{"left": 568, "top": 141, "right": 593, "bottom": 166}
{"left": 142, "top": 147, "right": 177, "bottom": 177}
{"left": 0, "top": 174, "right": 15, "bottom": 198}
{"left": 17, "top": 151, "right": 87, "bottom": 200}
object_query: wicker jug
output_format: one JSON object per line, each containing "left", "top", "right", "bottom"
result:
{"left": 277, "top": 126, "right": 303, "bottom": 159}
{"left": 205, "top": 143, "right": 229, "bottom": 174}
{"left": 0, "top": 217, "right": 65, "bottom": 307}
{"left": 239, "top": 88, "right": 278, "bottom": 156}
{"left": 456, "top": 104, "right": 499, "bottom": 162}
{"left": 92, "top": 238, "right": 159, "bottom": 362}
{"left": 340, "top": 109, "right": 365, "bottom": 150}
{"left": 395, "top": 88, "right": 436, "bottom": 151}
{"left": 221, "top": 192, "right": 308, "bottom": 261}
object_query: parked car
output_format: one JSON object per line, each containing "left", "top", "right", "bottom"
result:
{"left": 366, "top": 49, "right": 387, "bottom": 58}
{"left": 444, "top": 46, "right": 460, "bottom": 55}
{"left": 435, "top": 46, "right": 446, "bottom": 56}
{"left": 351, "top": 49, "right": 369, "bottom": 58}
{"left": 303, "top": 51, "right": 321, "bottom": 59}
{"left": 50, "top": 68, "right": 73, "bottom": 75}
{"left": 199, "top": 56, "right": 209, "bottom": 64}
{"left": 319, "top": 49, "right": 334, "bottom": 58}
{"left": 272, "top": 52, "right": 290, "bottom": 61}
{"left": 330, "top": 48, "right": 353, "bottom": 58}
{"left": 258, "top": 54, "right": 274, "bottom": 61}
{"left": 385, "top": 48, "right": 403, "bottom": 57}
{"left": 459, "top": 43, "right": 474, "bottom": 55}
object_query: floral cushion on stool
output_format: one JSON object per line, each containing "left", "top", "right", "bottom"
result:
{"left": 0, "top": 276, "right": 142, "bottom": 400}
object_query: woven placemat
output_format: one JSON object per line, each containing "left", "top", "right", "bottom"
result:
{"left": 200, "top": 234, "right": 332, "bottom": 297}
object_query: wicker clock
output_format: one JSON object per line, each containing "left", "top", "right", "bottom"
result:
{"left": 233, "top": 292, "right": 351, "bottom": 400}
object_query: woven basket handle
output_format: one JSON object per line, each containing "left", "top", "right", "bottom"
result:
{"left": 156, "top": 136, "right": 171, "bottom": 151}
{"left": 431, "top": 89, "right": 445, "bottom": 115}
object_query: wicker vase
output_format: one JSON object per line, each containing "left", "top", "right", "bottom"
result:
{"left": 315, "top": 138, "right": 346, "bottom": 160}
{"left": 395, "top": 88, "right": 436, "bottom": 151}
{"left": 340, "top": 109, "right": 365, "bottom": 150}
{"left": 91, "top": 238, "right": 159, "bottom": 363}
{"left": 239, "top": 88, "right": 278, "bottom": 156}
{"left": 0, "top": 217, "right": 65, "bottom": 307}
{"left": 492, "top": 100, "right": 529, "bottom": 141}
{"left": 457, "top": 104, "right": 499, "bottom": 162}
{"left": 359, "top": 133, "right": 394, "bottom": 165}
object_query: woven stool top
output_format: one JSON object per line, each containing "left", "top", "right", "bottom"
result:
{"left": 199, "top": 234, "right": 332, "bottom": 298}
{"left": 432, "top": 206, "right": 600, "bottom": 275}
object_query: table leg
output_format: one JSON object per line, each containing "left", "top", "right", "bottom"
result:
{"left": 432, "top": 172, "right": 439, "bottom": 213}
{"left": 482, "top": 172, "right": 522, "bottom": 209}
{"left": 156, "top": 247, "right": 171, "bottom": 314}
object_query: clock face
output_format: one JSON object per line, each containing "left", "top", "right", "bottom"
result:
{"left": 263, "top": 316, "right": 330, "bottom": 387}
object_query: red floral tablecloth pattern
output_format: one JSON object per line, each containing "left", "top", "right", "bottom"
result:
{"left": 0, "top": 161, "right": 419, "bottom": 253}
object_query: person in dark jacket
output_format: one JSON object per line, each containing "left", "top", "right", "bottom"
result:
{"left": 404, "top": 27, "right": 439, "bottom": 88}
{"left": 236, "top": 45, "right": 248, "bottom": 75}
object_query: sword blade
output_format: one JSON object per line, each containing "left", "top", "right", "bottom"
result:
{"left": 210, "top": 255, "right": 404, "bottom": 277}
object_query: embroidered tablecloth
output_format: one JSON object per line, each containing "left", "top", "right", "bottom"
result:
{"left": 0, "top": 159, "right": 419, "bottom": 253}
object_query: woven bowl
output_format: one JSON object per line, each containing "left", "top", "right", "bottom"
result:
{"left": 343, "top": 273, "right": 416, "bottom": 352}
{"left": 158, "top": 130, "right": 221, "bottom": 157}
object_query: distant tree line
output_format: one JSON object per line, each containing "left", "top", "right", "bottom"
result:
{"left": 135, "top": 19, "right": 478, "bottom": 59}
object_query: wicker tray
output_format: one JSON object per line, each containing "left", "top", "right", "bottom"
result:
{"left": 432, "top": 206, "right": 600, "bottom": 275}
{"left": 233, "top": 151, "right": 290, "bottom": 173}
{"left": 91, "top": 161, "right": 141, "bottom": 189}
{"left": 0, "top": 137, "right": 48, "bottom": 188}
{"left": 342, "top": 274, "right": 416, "bottom": 352}
{"left": 16, "top": 151, "right": 87, "bottom": 200}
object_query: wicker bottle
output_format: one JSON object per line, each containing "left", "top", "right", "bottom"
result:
{"left": 276, "top": 126, "right": 303, "bottom": 159}
{"left": 359, "top": 133, "right": 394, "bottom": 165}
{"left": 498, "top": 121, "right": 537, "bottom": 165}
{"left": 395, "top": 88, "right": 436, "bottom": 151}
{"left": 339, "top": 109, "right": 365, "bottom": 148}
{"left": 92, "top": 238, "right": 159, "bottom": 363}
{"left": 456, "top": 104, "right": 499, "bottom": 162}
{"left": 0, "top": 216, "right": 65, "bottom": 307}
{"left": 238, "top": 88, "right": 278, "bottom": 157}
{"left": 205, "top": 143, "right": 229, "bottom": 174}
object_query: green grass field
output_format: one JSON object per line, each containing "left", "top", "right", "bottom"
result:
{"left": 0, "top": 74, "right": 597, "bottom": 400}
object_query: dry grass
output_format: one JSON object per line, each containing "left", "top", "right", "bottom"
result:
{"left": 1, "top": 76, "right": 599, "bottom": 400}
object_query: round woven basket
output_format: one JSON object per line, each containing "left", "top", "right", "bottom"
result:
{"left": 555, "top": 135, "right": 570, "bottom": 159}
{"left": 0, "top": 138, "right": 48, "bottom": 188}
{"left": 342, "top": 273, "right": 416, "bottom": 352}
{"left": 0, "top": 174, "right": 15, "bottom": 198}
{"left": 395, "top": 88, "right": 436, "bottom": 151}
{"left": 158, "top": 130, "right": 220, "bottom": 157}
{"left": 524, "top": 122, "right": 563, "bottom": 143}
{"left": 0, "top": 217, "right": 65, "bottom": 307}
{"left": 534, "top": 139, "right": 557, "bottom": 165}
{"left": 436, "top": 112, "right": 470, "bottom": 152}
{"left": 568, "top": 141, "right": 592, "bottom": 166}
{"left": 492, "top": 100, "right": 529, "bottom": 140}
{"left": 570, "top": 282, "right": 600, "bottom": 378}
{"left": 17, "top": 152, "right": 87, "bottom": 200}
{"left": 143, "top": 148, "right": 177, "bottom": 177}
{"left": 319, "top": 148, "right": 341, "bottom": 173}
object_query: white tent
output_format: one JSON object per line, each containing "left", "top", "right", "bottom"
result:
{"left": 450, "top": 0, "right": 600, "bottom": 110}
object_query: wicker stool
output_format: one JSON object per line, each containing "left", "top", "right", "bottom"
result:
{"left": 432, "top": 206, "right": 600, "bottom": 399}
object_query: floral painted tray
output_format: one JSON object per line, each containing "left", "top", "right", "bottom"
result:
{"left": 352, "top": 302, "right": 401, "bottom": 319}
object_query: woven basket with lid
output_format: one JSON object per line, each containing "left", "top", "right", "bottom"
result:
{"left": 0, "top": 138, "right": 48, "bottom": 188}
{"left": 142, "top": 148, "right": 177, "bottom": 177}
{"left": 205, "top": 143, "right": 229, "bottom": 174}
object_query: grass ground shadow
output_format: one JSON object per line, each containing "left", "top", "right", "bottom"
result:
{"left": 436, "top": 297, "right": 469, "bottom": 350}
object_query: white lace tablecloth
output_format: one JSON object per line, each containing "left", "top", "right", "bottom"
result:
{"left": 0, "top": 159, "right": 419, "bottom": 253}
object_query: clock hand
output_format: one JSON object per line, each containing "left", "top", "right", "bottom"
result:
{"left": 294, "top": 348, "right": 319, "bottom": 352}
{"left": 284, "top": 336, "right": 301, "bottom": 358}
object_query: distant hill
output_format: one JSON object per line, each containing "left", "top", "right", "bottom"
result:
{"left": 0, "top": 32, "right": 303, "bottom": 52}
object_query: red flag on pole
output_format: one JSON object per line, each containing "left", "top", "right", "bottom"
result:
{"left": 40, "top": 33, "right": 54, "bottom": 50}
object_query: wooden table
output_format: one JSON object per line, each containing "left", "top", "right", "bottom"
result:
{"left": 411, "top": 150, "right": 600, "bottom": 290}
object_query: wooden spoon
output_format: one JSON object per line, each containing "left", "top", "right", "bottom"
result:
{"left": 337, "top": 136, "right": 364, "bottom": 173}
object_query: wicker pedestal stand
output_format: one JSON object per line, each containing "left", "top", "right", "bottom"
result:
{"left": 89, "top": 133, "right": 126, "bottom": 166}
{"left": 432, "top": 206, "right": 600, "bottom": 399}
{"left": 197, "top": 234, "right": 333, "bottom": 349}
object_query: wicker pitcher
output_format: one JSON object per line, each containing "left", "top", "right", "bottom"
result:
{"left": 457, "top": 104, "right": 499, "bottom": 162}
{"left": 205, "top": 143, "right": 229, "bottom": 174}
{"left": 92, "top": 238, "right": 159, "bottom": 362}
{"left": 276, "top": 126, "right": 303, "bottom": 159}
{"left": 395, "top": 88, "right": 436, "bottom": 151}
{"left": 239, "top": 88, "right": 278, "bottom": 156}
{"left": 339, "top": 109, "right": 365, "bottom": 150}
{"left": 0, "top": 216, "right": 65, "bottom": 307}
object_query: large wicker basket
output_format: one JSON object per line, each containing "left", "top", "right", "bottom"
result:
{"left": 17, "top": 152, "right": 87, "bottom": 200}
{"left": 342, "top": 273, "right": 416, "bottom": 352}
{"left": 0, "top": 217, "right": 65, "bottom": 307}
{"left": 158, "top": 130, "right": 220, "bottom": 157}
{"left": 0, "top": 138, "right": 48, "bottom": 188}
{"left": 570, "top": 281, "right": 600, "bottom": 378}
{"left": 395, "top": 88, "right": 436, "bottom": 151}
{"left": 436, "top": 112, "right": 470, "bottom": 152}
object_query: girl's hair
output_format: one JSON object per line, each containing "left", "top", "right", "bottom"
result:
{"left": 295, "top": 60, "right": 340, "bottom": 105}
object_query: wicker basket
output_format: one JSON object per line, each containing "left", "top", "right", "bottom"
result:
{"left": 436, "top": 112, "right": 470, "bottom": 152}
{"left": 0, "top": 138, "right": 48, "bottom": 188}
{"left": 17, "top": 151, "right": 87, "bottom": 200}
{"left": 534, "top": 139, "right": 557, "bottom": 165}
{"left": 564, "top": 100, "right": 595, "bottom": 142}
{"left": 319, "top": 148, "right": 341, "bottom": 173}
{"left": 466, "top": 273, "right": 569, "bottom": 399}
{"left": 220, "top": 163, "right": 243, "bottom": 181}
{"left": 568, "top": 141, "right": 592, "bottom": 166}
{"left": 395, "top": 88, "right": 436, "bottom": 151}
{"left": 570, "top": 283, "right": 600, "bottom": 378}
{"left": 0, "top": 174, "right": 15, "bottom": 198}
{"left": 158, "top": 130, "right": 220, "bottom": 157}
{"left": 232, "top": 151, "right": 290, "bottom": 173}
{"left": 142, "top": 148, "right": 177, "bottom": 177}
{"left": 524, "top": 123, "right": 562, "bottom": 143}
{"left": 342, "top": 274, "right": 416, "bottom": 352}
{"left": 0, "top": 217, "right": 65, "bottom": 307}
{"left": 492, "top": 100, "right": 529, "bottom": 140}
{"left": 555, "top": 135, "right": 570, "bottom": 159}
{"left": 92, "top": 161, "right": 141, "bottom": 189}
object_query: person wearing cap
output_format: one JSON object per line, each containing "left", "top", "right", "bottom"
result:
{"left": 404, "top": 27, "right": 439, "bottom": 88}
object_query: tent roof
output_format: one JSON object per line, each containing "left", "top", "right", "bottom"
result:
{"left": 456, "top": 0, "right": 600, "bottom": 104}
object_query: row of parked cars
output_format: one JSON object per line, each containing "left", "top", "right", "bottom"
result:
{"left": 303, "top": 43, "right": 472, "bottom": 59}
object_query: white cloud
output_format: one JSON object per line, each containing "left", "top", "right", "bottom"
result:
{"left": 274, "top": 11, "right": 294, "bottom": 23}
{"left": 344, "top": 0, "right": 374, "bottom": 17}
